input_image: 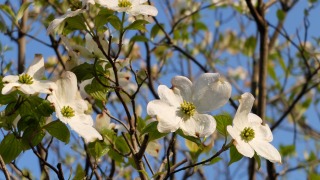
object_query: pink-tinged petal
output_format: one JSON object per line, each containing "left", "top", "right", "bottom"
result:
{"left": 129, "top": 5, "right": 158, "bottom": 16}
{"left": 1, "top": 82, "right": 20, "bottom": 95}
{"left": 147, "top": 100, "right": 180, "bottom": 133}
{"left": 171, "top": 76, "right": 192, "bottom": 101}
{"left": 249, "top": 140, "right": 281, "bottom": 163}
{"left": 253, "top": 123, "right": 273, "bottom": 142}
{"left": 26, "top": 54, "right": 45, "bottom": 78}
{"left": 233, "top": 93, "right": 255, "bottom": 130}
{"left": 2, "top": 75, "right": 19, "bottom": 83}
{"left": 47, "top": 9, "right": 84, "bottom": 34}
{"left": 180, "top": 114, "right": 216, "bottom": 138}
{"left": 158, "top": 85, "right": 181, "bottom": 107}
{"left": 68, "top": 114, "right": 103, "bottom": 142}
{"left": 192, "top": 73, "right": 231, "bottom": 113}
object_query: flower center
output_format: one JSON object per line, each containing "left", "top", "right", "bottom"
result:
{"left": 240, "top": 127, "right": 255, "bottom": 143}
{"left": 180, "top": 101, "right": 196, "bottom": 117}
{"left": 118, "top": 0, "right": 132, "bottom": 8}
{"left": 61, "top": 106, "right": 75, "bottom": 118}
{"left": 18, "top": 74, "right": 33, "bottom": 84}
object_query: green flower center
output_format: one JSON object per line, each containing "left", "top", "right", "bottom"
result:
{"left": 180, "top": 101, "right": 196, "bottom": 117}
{"left": 118, "top": 0, "right": 132, "bottom": 7}
{"left": 240, "top": 127, "right": 255, "bottom": 143}
{"left": 18, "top": 74, "right": 33, "bottom": 84}
{"left": 61, "top": 106, "right": 75, "bottom": 118}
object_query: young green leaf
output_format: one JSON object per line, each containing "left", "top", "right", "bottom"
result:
{"left": 254, "top": 153, "right": 261, "bottom": 169}
{"left": 215, "top": 114, "right": 233, "bottom": 137}
{"left": 16, "top": 2, "right": 32, "bottom": 22}
{"left": 228, "top": 145, "right": 243, "bottom": 166}
{"left": 125, "top": 20, "right": 149, "bottom": 31}
{"left": 141, "top": 121, "right": 167, "bottom": 141}
{"left": 88, "top": 140, "right": 109, "bottom": 159}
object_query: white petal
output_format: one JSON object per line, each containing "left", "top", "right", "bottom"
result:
{"left": 26, "top": 54, "right": 45, "bottom": 78}
{"left": 32, "top": 80, "right": 56, "bottom": 94}
{"left": 234, "top": 140, "right": 255, "bottom": 158}
{"left": 253, "top": 123, "right": 273, "bottom": 142}
{"left": 19, "top": 84, "right": 37, "bottom": 94}
{"left": 2, "top": 75, "right": 19, "bottom": 83}
{"left": 227, "top": 125, "right": 254, "bottom": 157}
{"left": 179, "top": 114, "right": 216, "bottom": 138}
{"left": 129, "top": 5, "right": 158, "bottom": 16}
{"left": 54, "top": 71, "right": 78, "bottom": 104}
{"left": 147, "top": 100, "right": 180, "bottom": 133}
{"left": 47, "top": 9, "right": 84, "bottom": 34}
{"left": 68, "top": 114, "right": 103, "bottom": 142}
{"left": 250, "top": 140, "right": 281, "bottom": 163}
{"left": 96, "top": 0, "right": 118, "bottom": 8}
{"left": 192, "top": 73, "right": 231, "bottom": 113}
{"left": 233, "top": 93, "right": 255, "bottom": 130}
{"left": 1, "top": 82, "right": 20, "bottom": 95}
{"left": 171, "top": 76, "right": 192, "bottom": 101}
{"left": 158, "top": 85, "right": 181, "bottom": 107}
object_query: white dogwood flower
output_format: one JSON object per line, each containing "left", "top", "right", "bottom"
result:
{"left": 96, "top": 0, "right": 158, "bottom": 16}
{"left": 2, "top": 54, "right": 56, "bottom": 95}
{"left": 147, "top": 73, "right": 231, "bottom": 138}
{"left": 48, "top": 71, "right": 102, "bottom": 142}
{"left": 227, "top": 93, "right": 281, "bottom": 163}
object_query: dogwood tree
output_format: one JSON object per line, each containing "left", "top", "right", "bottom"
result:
{"left": 0, "top": 0, "right": 319, "bottom": 179}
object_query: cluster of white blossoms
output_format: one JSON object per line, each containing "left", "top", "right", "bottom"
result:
{"left": 47, "top": 0, "right": 158, "bottom": 34}
{"left": 147, "top": 73, "right": 281, "bottom": 163}
{"left": 1, "top": 54, "right": 102, "bottom": 142}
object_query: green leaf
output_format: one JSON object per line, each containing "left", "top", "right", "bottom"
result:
{"left": 141, "top": 121, "right": 167, "bottom": 141}
{"left": 43, "top": 120, "right": 70, "bottom": 144}
{"left": 130, "top": 35, "right": 149, "bottom": 43}
{"left": 94, "top": 9, "right": 113, "bottom": 28}
{"left": 0, "top": 14, "right": 7, "bottom": 32}
{"left": 0, "top": 134, "right": 23, "bottom": 163}
{"left": 254, "top": 153, "right": 261, "bottom": 169}
{"left": 73, "top": 164, "right": 86, "bottom": 180}
{"left": 84, "top": 78, "right": 108, "bottom": 102}
{"left": 228, "top": 145, "right": 243, "bottom": 166}
{"left": 63, "top": 15, "right": 87, "bottom": 33}
{"left": 243, "top": 36, "right": 257, "bottom": 56}
{"left": 16, "top": 2, "right": 32, "bottom": 22}
{"left": 276, "top": 9, "right": 286, "bottom": 21}
{"left": 71, "top": 62, "right": 94, "bottom": 82}
{"left": 279, "top": 144, "right": 295, "bottom": 157}
{"left": 115, "top": 136, "right": 130, "bottom": 154}
{"left": 176, "top": 129, "right": 202, "bottom": 146}
{"left": 22, "top": 125, "right": 45, "bottom": 150}
{"left": 215, "top": 114, "right": 233, "bottom": 137}
{"left": 0, "top": 92, "right": 17, "bottom": 104}
{"left": 125, "top": 20, "right": 149, "bottom": 31}
{"left": 150, "top": 23, "right": 164, "bottom": 40}
{"left": 107, "top": 15, "right": 122, "bottom": 30}
{"left": 108, "top": 148, "right": 124, "bottom": 163}
{"left": 208, "top": 157, "right": 222, "bottom": 165}
{"left": 88, "top": 140, "right": 109, "bottom": 159}
{"left": 0, "top": 5, "right": 15, "bottom": 20}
